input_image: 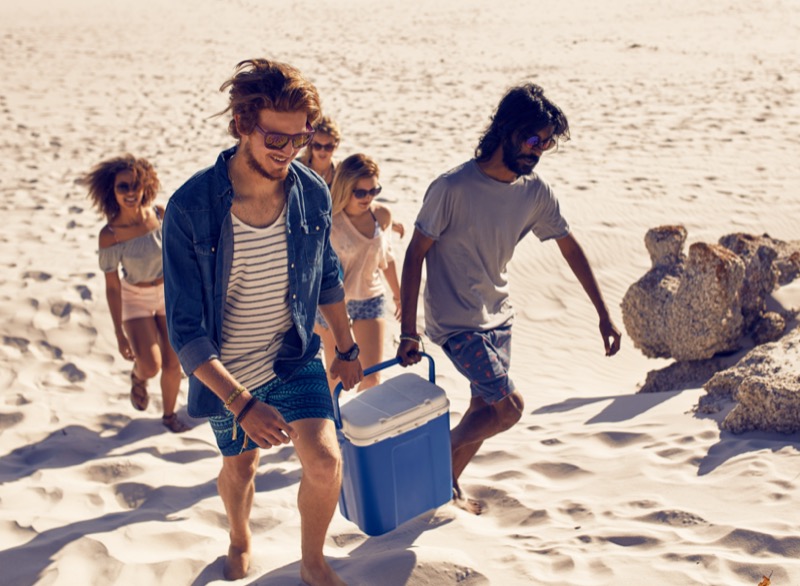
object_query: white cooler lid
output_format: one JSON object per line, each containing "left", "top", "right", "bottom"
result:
{"left": 340, "top": 372, "right": 449, "bottom": 446}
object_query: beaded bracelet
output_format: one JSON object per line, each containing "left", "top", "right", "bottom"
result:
{"left": 235, "top": 396, "right": 258, "bottom": 425}
{"left": 224, "top": 385, "right": 247, "bottom": 409}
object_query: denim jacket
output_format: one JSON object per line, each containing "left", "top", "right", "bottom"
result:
{"left": 162, "top": 146, "right": 344, "bottom": 418}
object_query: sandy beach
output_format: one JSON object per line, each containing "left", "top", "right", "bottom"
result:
{"left": 1, "top": 0, "right": 799, "bottom": 584}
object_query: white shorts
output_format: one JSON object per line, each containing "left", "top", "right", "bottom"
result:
{"left": 121, "top": 279, "right": 166, "bottom": 322}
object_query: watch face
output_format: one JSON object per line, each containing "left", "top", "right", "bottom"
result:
{"left": 338, "top": 343, "right": 359, "bottom": 361}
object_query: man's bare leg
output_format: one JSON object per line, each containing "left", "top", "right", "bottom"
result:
{"left": 218, "top": 449, "right": 259, "bottom": 580}
{"left": 292, "top": 418, "right": 348, "bottom": 586}
{"left": 449, "top": 391, "right": 524, "bottom": 514}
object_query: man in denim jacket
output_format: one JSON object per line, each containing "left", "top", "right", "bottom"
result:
{"left": 163, "top": 59, "right": 362, "bottom": 585}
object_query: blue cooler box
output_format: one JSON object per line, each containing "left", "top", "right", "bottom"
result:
{"left": 333, "top": 354, "right": 452, "bottom": 536}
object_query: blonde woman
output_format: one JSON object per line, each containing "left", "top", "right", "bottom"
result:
{"left": 84, "top": 155, "right": 189, "bottom": 432}
{"left": 298, "top": 115, "right": 341, "bottom": 187}
{"left": 316, "top": 153, "right": 402, "bottom": 391}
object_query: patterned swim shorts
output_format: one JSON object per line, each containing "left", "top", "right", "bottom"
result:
{"left": 316, "top": 294, "right": 386, "bottom": 328}
{"left": 208, "top": 359, "right": 333, "bottom": 456}
{"left": 441, "top": 326, "right": 515, "bottom": 404}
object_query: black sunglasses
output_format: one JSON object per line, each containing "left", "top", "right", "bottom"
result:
{"left": 311, "top": 141, "right": 337, "bottom": 152}
{"left": 353, "top": 185, "right": 382, "bottom": 199}
{"left": 114, "top": 181, "right": 139, "bottom": 194}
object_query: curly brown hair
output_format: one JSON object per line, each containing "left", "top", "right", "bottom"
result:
{"left": 82, "top": 154, "right": 160, "bottom": 220}
{"left": 218, "top": 59, "right": 322, "bottom": 139}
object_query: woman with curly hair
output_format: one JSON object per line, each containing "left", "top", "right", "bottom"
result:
{"left": 84, "top": 154, "right": 189, "bottom": 432}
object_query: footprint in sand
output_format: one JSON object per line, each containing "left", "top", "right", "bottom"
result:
{"left": 3, "top": 336, "right": 30, "bottom": 353}
{"left": 638, "top": 509, "right": 709, "bottom": 527}
{"left": 22, "top": 270, "right": 51, "bottom": 281}
{"left": 85, "top": 461, "right": 145, "bottom": 484}
{"left": 37, "top": 340, "right": 63, "bottom": 359}
{"left": 59, "top": 362, "right": 86, "bottom": 383}
{"left": 75, "top": 284, "right": 92, "bottom": 300}
{"left": 0, "top": 411, "right": 23, "bottom": 432}
{"left": 114, "top": 481, "right": 151, "bottom": 509}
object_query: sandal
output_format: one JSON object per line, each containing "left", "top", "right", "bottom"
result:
{"left": 162, "top": 413, "right": 191, "bottom": 433}
{"left": 130, "top": 370, "right": 149, "bottom": 411}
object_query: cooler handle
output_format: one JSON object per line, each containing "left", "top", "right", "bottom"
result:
{"left": 332, "top": 352, "right": 435, "bottom": 429}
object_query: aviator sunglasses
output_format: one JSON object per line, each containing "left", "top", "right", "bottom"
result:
{"left": 253, "top": 123, "right": 315, "bottom": 150}
{"left": 523, "top": 134, "right": 556, "bottom": 151}
{"left": 353, "top": 185, "right": 382, "bottom": 199}
{"left": 311, "top": 141, "right": 337, "bottom": 152}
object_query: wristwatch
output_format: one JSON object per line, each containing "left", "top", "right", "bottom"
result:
{"left": 335, "top": 343, "right": 360, "bottom": 362}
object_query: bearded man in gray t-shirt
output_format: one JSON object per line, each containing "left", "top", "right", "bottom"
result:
{"left": 397, "top": 83, "right": 622, "bottom": 514}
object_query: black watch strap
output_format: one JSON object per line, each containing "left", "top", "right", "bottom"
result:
{"left": 335, "top": 343, "right": 360, "bottom": 362}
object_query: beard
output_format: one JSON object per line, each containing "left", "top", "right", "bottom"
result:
{"left": 502, "top": 135, "right": 539, "bottom": 176}
{"left": 242, "top": 140, "right": 286, "bottom": 181}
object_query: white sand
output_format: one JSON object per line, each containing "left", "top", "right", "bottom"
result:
{"left": 1, "top": 0, "right": 799, "bottom": 584}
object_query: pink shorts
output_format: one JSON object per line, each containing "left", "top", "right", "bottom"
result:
{"left": 121, "top": 279, "right": 166, "bottom": 322}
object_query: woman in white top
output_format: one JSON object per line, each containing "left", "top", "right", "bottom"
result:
{"left": 84, "top": 155, "right": 189, "bottom": 432}
{"left": 315, "top": 154, "right": 402, "bottom": 391}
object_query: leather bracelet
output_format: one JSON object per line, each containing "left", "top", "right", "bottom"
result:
{"left": 235, "top": 396, "right": 258, "bottom": 424}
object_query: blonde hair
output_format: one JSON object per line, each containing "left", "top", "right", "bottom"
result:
{"left": 330, "top": 153, "right": 380, "bottom": 215}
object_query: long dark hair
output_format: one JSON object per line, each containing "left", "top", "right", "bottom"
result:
{"left": 475, "top": 83, "right": 570, "bottom": 161}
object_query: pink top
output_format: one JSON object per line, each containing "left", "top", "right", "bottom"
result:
{"left": 331, "top": 211, "right": 394, "bottom": 301}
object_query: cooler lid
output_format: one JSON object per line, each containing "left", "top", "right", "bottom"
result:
{"left": 339, "top": 372, "right": 449, "bottom": 446}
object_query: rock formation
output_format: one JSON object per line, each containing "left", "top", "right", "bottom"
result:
{"left": 622, "top": 226, "right": 800, "bottom": 362}
{"left": 697, "top": 324, "right": 800, "bottom": 434}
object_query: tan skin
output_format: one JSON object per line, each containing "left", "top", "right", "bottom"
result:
{"left": 307, "top": 132, "right": 338, "bottom": 186}
{"left": 197, "top": 108, "right": 362, "bottom": 586}
{"left": 315, "top": 175, "right": 402, "bottom": 392}
{"left": 99, "top": 170, "right": 185, "bottom": 429}
{"left": 397, "top": 126, "right": 622, "bottom": 514}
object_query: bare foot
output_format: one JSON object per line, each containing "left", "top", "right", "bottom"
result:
{"left": 300, "top": 559, "right": 347, "bottom": 586}
{"left": 452, "top": 485, "right": 485, "bottom": 515}
{"left": 223, "top": 543, "right": 250, "bottom": 581}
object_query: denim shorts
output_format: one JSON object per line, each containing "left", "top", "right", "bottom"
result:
{"left": 442, "top": 326, "right": 515, "bottom": 404}
{"left": 316, "top": 294, "right": 386, "bottom": 328}
{"left": 208, "top": 359, "right": 334, "bottom": 456}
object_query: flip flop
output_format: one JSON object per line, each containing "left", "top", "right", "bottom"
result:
{"left": 130, "top": 370, "right": 149, "bottom": 411}
{"left": 162, "top": 413, "right": 190, "bottom": 433}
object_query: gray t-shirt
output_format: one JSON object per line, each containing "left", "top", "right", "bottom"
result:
{"left": 415, "top": 159, "right": 569, "bottom": 344}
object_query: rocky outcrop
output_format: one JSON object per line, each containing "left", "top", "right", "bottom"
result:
{"left": 622, "top": 227, "right": 799, "bottom": 362}
{"left": 622, "top": 227, "right": 745, "bottom": 361}
{"left": 697, "top": 324, "right": 800, "bottom": 434}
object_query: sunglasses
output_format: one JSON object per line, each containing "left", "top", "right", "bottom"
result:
{"left": 311, "top": 141, "right": 337, "bottom": 152}
{"left": 114, "top": 182, "right": 139, "bottom": 194}
{"left": 523, "top": 134, "right": 556, "bottom": 151}
{"left": 253, "top": 123, "right": 315, "bottom": 150}
{"left": 353, "top": 185, "right": 382, "bottom": 199}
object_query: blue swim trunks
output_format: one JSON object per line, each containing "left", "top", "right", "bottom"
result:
{"left": 209, "top": 359, "right": 334, "bottom": 456}
{"left": 442, "top": 326, "right": 515, "bottom": 404}
{"left": 316, "top": 294, "right": 386, "bottom": 328}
